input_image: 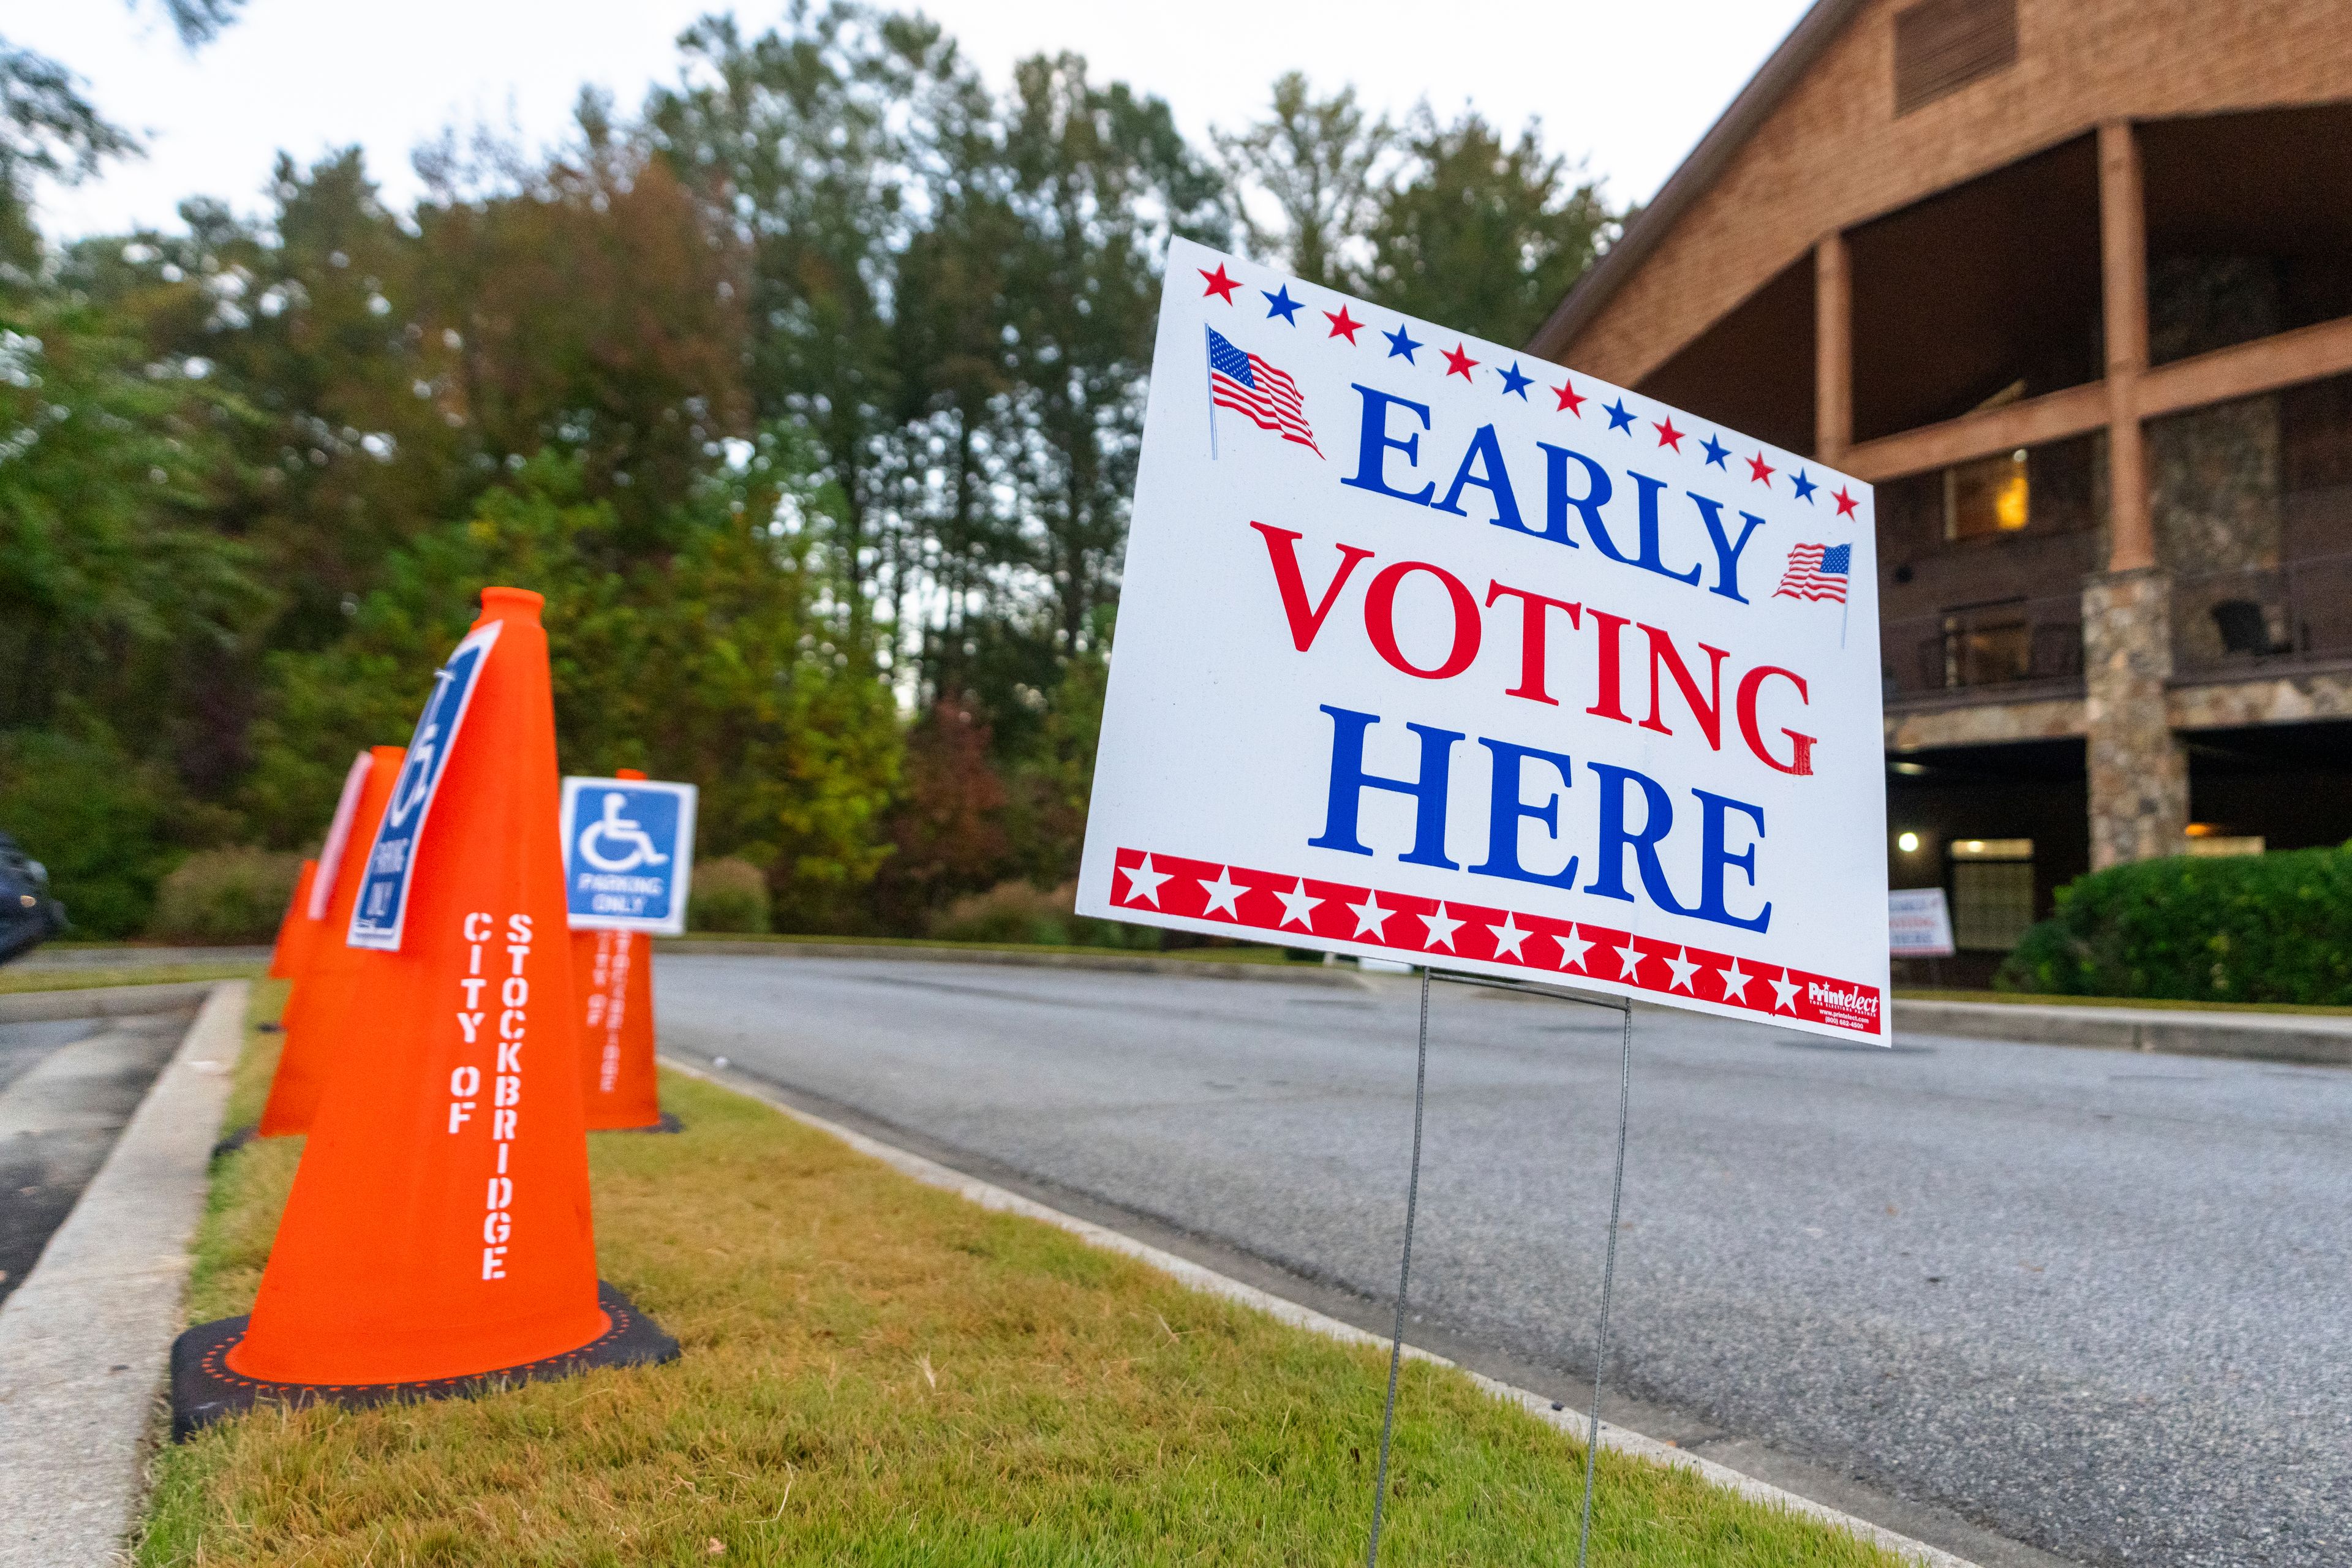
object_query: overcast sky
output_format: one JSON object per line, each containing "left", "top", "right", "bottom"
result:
{"left": 17, "top": 0, "right": 1813, "bottom": 240}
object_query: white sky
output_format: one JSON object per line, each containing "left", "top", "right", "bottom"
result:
{"left": 16, "top": 0, "right": 1813, "bottom": 240}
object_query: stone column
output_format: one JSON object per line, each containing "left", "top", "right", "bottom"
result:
{"left": 2081, "top": 567, "right": 2187, "bottom": 869}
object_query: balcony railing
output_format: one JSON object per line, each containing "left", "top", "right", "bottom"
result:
{"left": 2171, "top": 551, "right": 2352, "bottom": 677}
{"left": 1882, "top": 595, "right": 2084, "bottom": 701}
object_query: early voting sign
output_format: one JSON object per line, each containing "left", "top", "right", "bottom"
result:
{"left": 560, "top": 777, "right": 697, "bottom": 934}
{"left": 1077, "top": 239, "right": 1891, "bottom": 1042}
{"left": 349, "top": 621, "right": 500, "bottom": 951}
{"left": 1888, "top": 888, "right": 1956, "bottom": 958}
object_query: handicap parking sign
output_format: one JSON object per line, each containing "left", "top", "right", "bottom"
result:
{"left": 559, "top": 777, "right": 698, "bottom": 933}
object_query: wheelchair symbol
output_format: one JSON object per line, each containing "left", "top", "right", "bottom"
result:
{"left": 578, "top": 792, "right": 670, "bottom": 874}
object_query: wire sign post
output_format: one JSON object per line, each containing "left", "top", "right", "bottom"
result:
{"left": 1079, "top": 240, "right": 1890, "bottom": 1555}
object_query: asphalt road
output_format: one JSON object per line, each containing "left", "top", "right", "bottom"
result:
{"left": 0, "top": 1010, "right": 190, "bottom": 1307}
{"left": 655, "top": 954, "right": 2349, "bottom": 1568}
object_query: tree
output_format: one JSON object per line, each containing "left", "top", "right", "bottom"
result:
{"left": 1360, "top": 107, "right": 1617, "bottom": 350}
{"left": 1215, "top": 72, "right": 1392, "bottom": 290}
{"left": 0, "top": 1, "right": 244, "bottom": 269}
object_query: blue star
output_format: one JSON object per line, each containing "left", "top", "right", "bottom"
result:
{"left": 1790, "top": 469, "right": 1819, "bottom": 503}
{"left": 1498, "top": 362, "right": 1533, "bottom": 399}
{"left": 1603, "top": 398, "right": 1636, "bottom": 434}
{"left": 1262, "top": 285, "right": 1303, "bottom": 325}
{"left": 1700, "top": 433, "right": 1730, "bottom": 468}
{"left": 1384, "top": 323, "right": 1422, "bottom": 363}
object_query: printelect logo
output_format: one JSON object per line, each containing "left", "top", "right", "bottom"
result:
{"left": 1807, "top": 981, "right": 1880, "bottom": 1017}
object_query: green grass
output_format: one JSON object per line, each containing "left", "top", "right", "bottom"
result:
{"left": 0, "top": 959, "right": 267, "bottom": 995}
{"left": 662, "top": 930, "right": 1302, "bottom": 965}
{"left": 139, "top": 990, "right": 1905, "bottom": 1567}
{"left": 1894, "top": 986, "right": 2352, "bottom": 1017}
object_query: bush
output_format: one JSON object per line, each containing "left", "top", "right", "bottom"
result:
{"left": 1996, "top": 844, "right": 2352, "bottom": 1005}
{"left": 689, "top": 857, "right": 772, "bottom": 933}
{"left": 0, "top": 729, "right": 183, "bottom": 938}
{"left": 148, "top": 849, "right": 306, "bottom": 943}
{"left": 929, "top": 879, "right": 1161, "bottom": 950}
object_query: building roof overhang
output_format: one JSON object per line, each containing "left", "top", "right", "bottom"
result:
{"left": 1525, "top": 0, "right": 1868, "bottom": 363}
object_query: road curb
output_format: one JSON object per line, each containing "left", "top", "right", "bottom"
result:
{"left": 661, "top": 1052, "right": 1980, "bottom": 1568}
{"left": 0, "top": 981, "right": 243, "bottom": 1567}
{"left": 1894, "top": 998, "right": 2352, "bottom": 1066}
{"left": 657, "top": 938, "right": 1370, "bottom": 987}
{"left": 0, "top": 982, "right": 222, "bottom": 1025}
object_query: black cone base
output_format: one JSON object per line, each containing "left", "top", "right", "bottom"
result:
{"left": 170, "top": 1280, "right": 678, "bottom": 1439}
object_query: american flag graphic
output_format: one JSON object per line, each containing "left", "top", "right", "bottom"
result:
{"left": 1773, "top": 543, "right": 1852, "bottom": 603}
{"left": 1206, "top": 326, "right": 1321, "bottom": 457}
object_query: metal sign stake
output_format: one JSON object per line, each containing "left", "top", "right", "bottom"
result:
{"left": 1363, "top": 970, "right": 1635, "bottom": 1568}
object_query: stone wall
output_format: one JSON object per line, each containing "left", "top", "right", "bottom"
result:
{"left": 2081, "top": 568, "right": 2188, "bottom": 867}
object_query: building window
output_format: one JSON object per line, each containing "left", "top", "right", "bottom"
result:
{"left": 1945, "top": 448, "right": 2030, "bottom": 540}
{"left": 1949, "top": 837, "right": 2035, "bottom": 949}
{"left": 1894, "top": 0, "right": 2020, "bottom": 117}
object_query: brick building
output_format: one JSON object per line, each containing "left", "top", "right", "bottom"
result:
{"left": 1531, "top": 0, "right": 2352, "bottom": 976}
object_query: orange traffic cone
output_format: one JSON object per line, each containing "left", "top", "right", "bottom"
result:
{"left": 257, "top": 748, "right": 405, "bottom": 1139}
{"left": 265, "top": 860, "right": 318, "bottom": 980}
{"left": 573, "top": 770, "right": 671, "bottom": 1133}
{"left": 172, "top": 588, "right": 673, "bottom": 1431}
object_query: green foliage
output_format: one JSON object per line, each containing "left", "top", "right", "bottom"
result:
{"left": 1360, "top": 107, "right": 1616, "bottom": 350}
{"left": 1996, "top": 846, "right": 2352, "bottom": 1005}
{"left": 688, "top": 856, "right": 772, "bottom": 934}
{"left": 8, "top": 5, "right": 1618, "bottom": 942}
{"left": 930, "top": 877, "right": 1161, "bottom": 950}
{"left": 0, "top": 728, "right": 184, "bottom": 936}
{"left": 246, "top": 439, "right": 900, "bottom": 902}
{"left": 147, "top": 847, "right": 301, "bottom": 942}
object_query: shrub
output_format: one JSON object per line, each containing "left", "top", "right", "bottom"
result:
{"left": 929, "top": 879, "right": 1161, "bottom": 950}
{"left": 148, "top": 850, "right": 306, "bottom": 943}
{"left": 0, "top": 729, "right": 182, "bottom": 938}
{"left": 689, "top": 857, "right": 772, "bottom": 933}
{"left": 1996, "top": 844, "right": 2352, "bottom": 1005}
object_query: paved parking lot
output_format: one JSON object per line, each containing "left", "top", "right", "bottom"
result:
{"left": 658, "top": 953, "right": 2352, "bottom": 1568}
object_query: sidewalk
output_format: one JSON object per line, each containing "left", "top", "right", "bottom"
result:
{"left": 0, "top": 983, "right": 242, "bottom": 1567}
{"left": 1893, "top": 996, "right": 2352, "bottom": 1066}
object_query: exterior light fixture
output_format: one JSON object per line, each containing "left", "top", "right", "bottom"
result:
{"left": 1897, "top": 831, "right": 1921, "bottom": 853}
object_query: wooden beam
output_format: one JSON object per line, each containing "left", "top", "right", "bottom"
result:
{"left": 1841, "top": 380, "right": 2107, "bottom": 482}
{"left": 1814, "top": 232, "right": 1851, "bottom": 466}
{"left": 2098, "top": 121, "right": 2153, "bottom": 572}
{"left": 2141, "top": 313, "right": 2352, "bottom": 420}
{"left": 1839, "top": 314, "right": 2352, "bottom": 484}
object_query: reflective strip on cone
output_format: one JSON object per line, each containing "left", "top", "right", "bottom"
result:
{"left": 231, "top": 587, "right": 606, "bottom": 1387}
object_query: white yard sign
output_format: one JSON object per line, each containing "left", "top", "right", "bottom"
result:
{"left": 1079, "top": 240, "right": 1890, "bottom": 1041}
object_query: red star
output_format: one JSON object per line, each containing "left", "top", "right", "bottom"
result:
{"left": 1199, "top": 265, "right": 1240, "bottom": 303}
{"left": 1653, "top": 417, "right": 1684, "bottom": 451}
{"left": 1443, "top": 343, "right": 1479, "bottom": 380}
{"left": 1552, "top": 379, "right": 1586, "bottom": 415}
{"left": 1746, "top": 453, "right": 1775, "bottom": 486}
{"left": 1833, "top": 486, "right": 1860, "bottom": 518}
{"left": 1324, "top": 305, "right": 1363, "bottom": 344}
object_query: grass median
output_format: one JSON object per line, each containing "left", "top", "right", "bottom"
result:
{"left": 0, "top": 959, "right": 266, "bottom": 995}
{"left": 140, "top": 986, "right": 1905, "bottom": 1567}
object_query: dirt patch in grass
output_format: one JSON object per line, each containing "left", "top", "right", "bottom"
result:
{"left": 140, "top": 990, "right": 1904, "bottom": 1567}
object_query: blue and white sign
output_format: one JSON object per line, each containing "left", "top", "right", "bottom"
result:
{"left": 347, "top": 621, "right": 502, "bottom": 951}
{"left": 559, "top": 777, "right": 698, "bottom": 934}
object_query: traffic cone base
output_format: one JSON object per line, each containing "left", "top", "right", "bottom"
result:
{"left": 169, "top": 1281, "right": 676, "bottom": 1438}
